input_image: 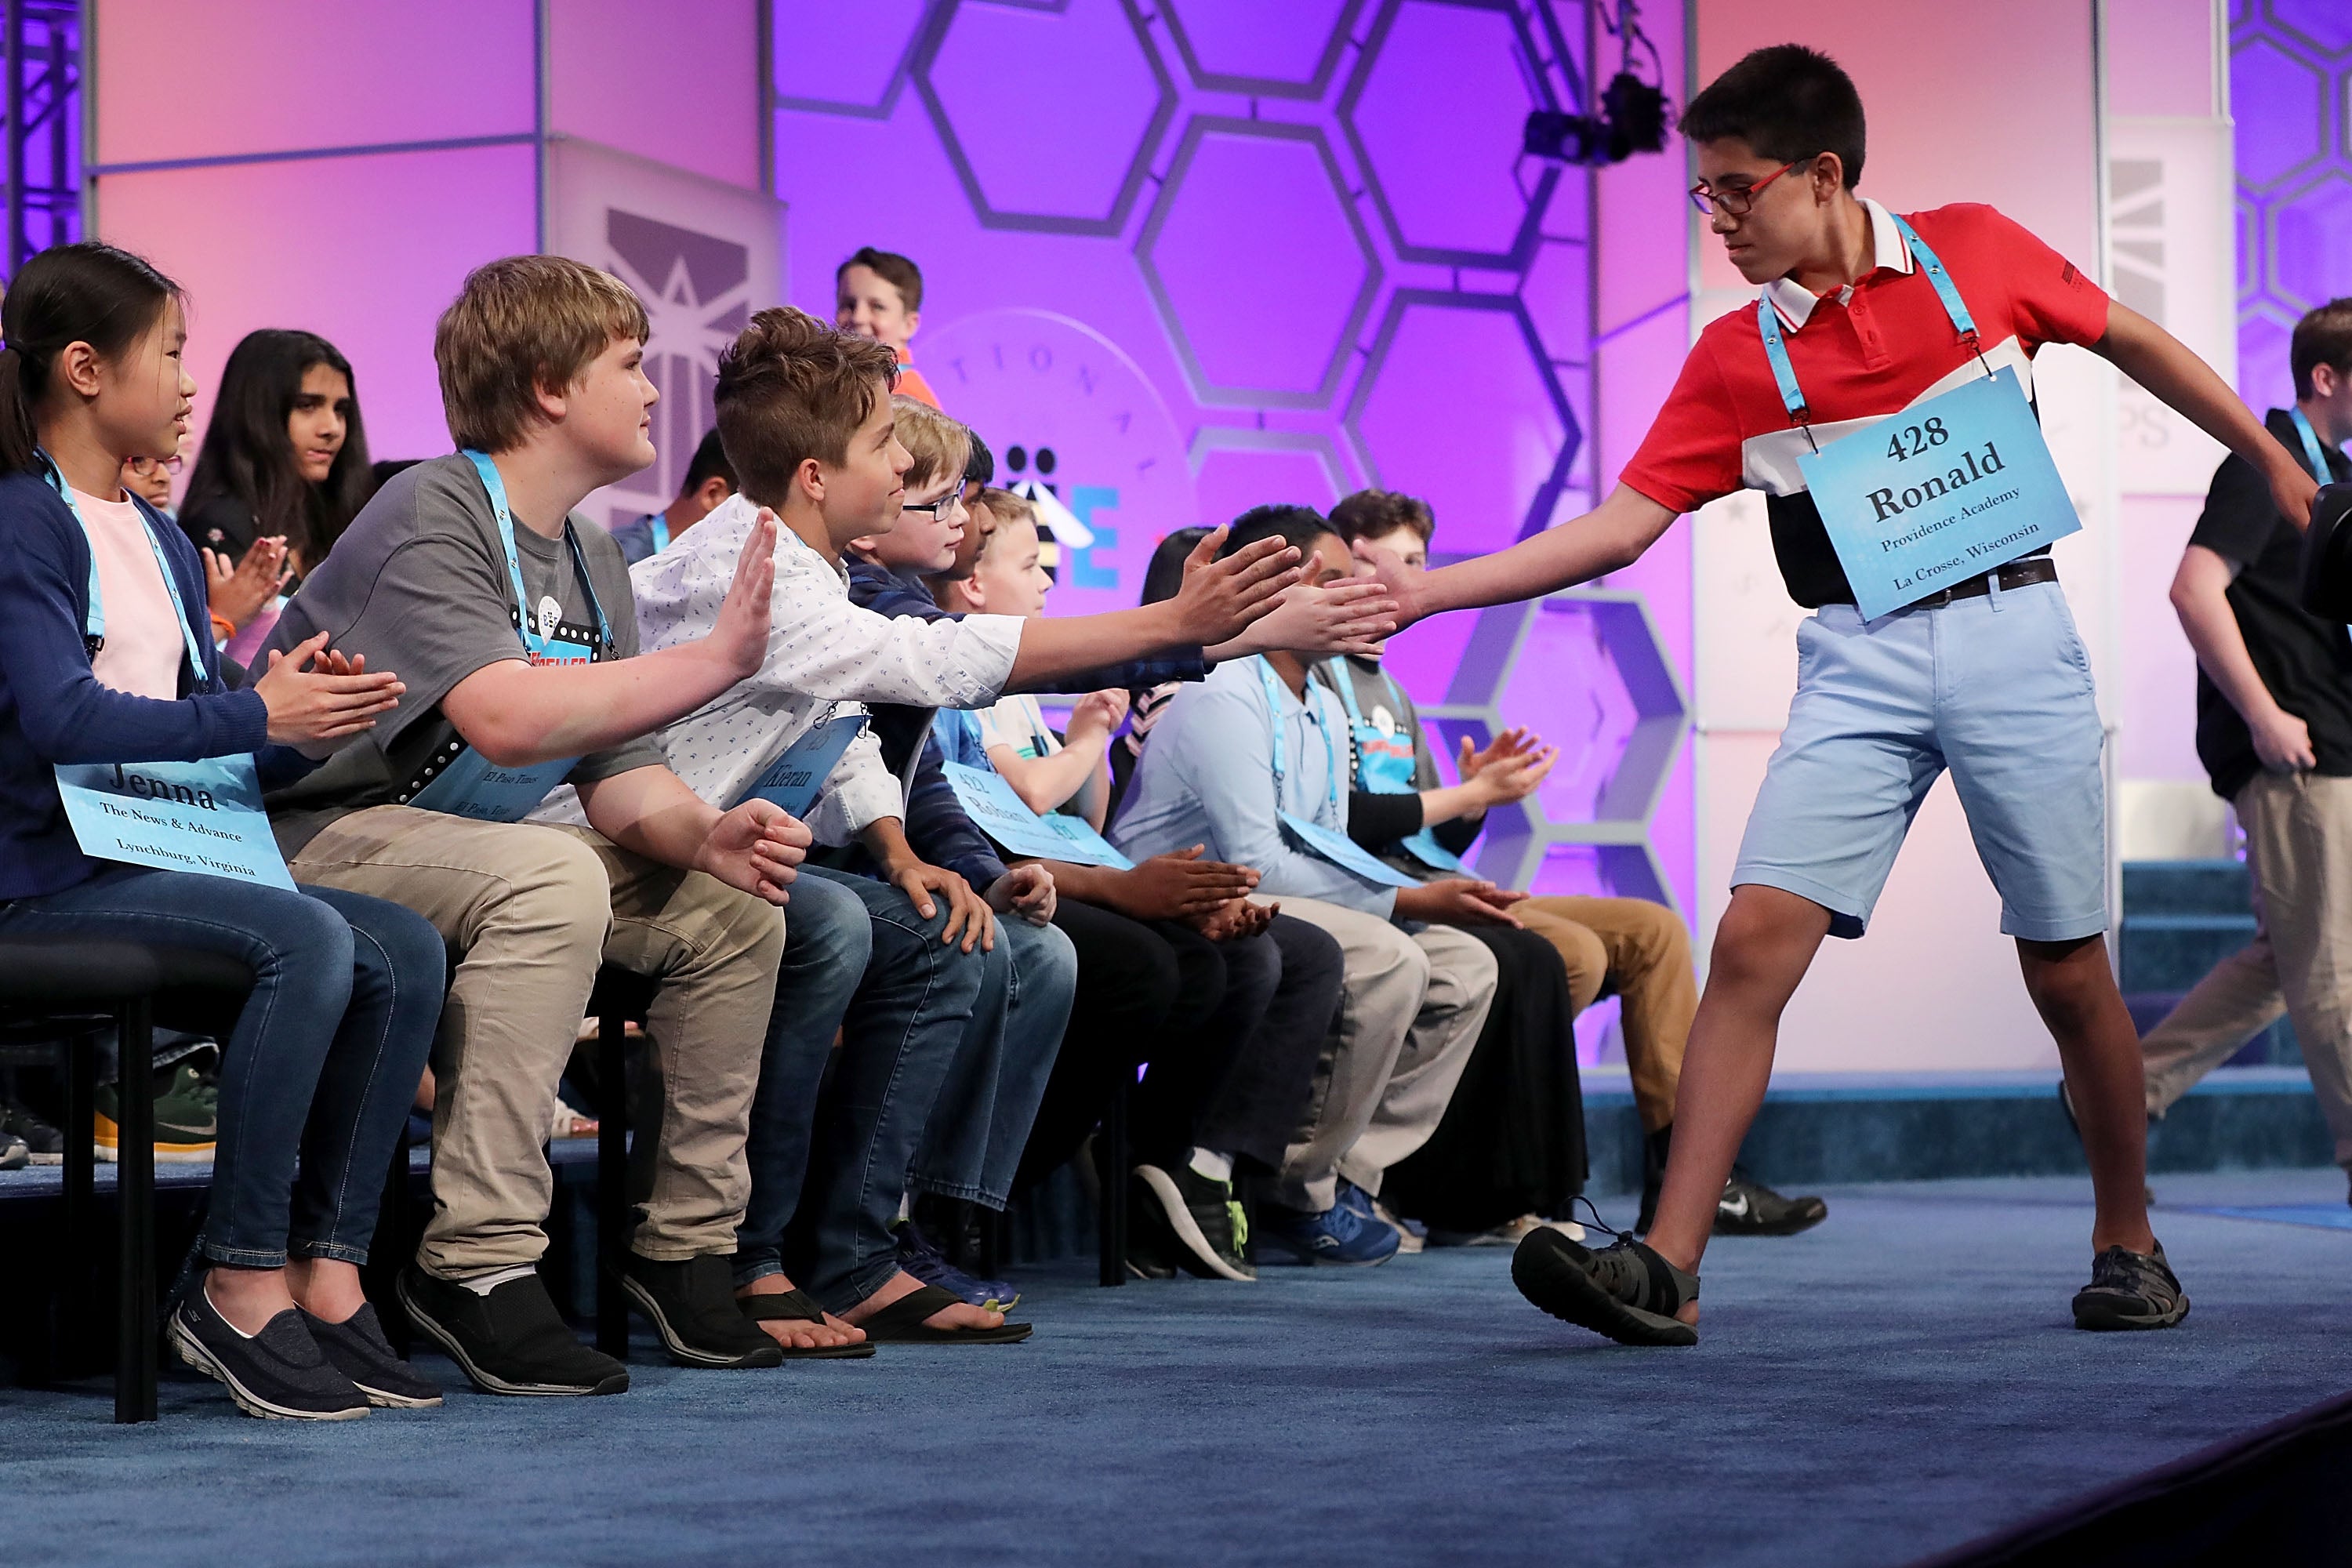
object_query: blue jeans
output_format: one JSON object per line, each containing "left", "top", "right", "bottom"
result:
{"left": 0, "top": 866, "right": 444, "bottom": 1267}
{"left": 909, "top": 911, "right": 1076, "bottom": 1211}
{"left": 736, "top": 865, "right": 985, "bottom": 1310}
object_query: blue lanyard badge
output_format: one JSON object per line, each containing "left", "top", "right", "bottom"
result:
{"left": 1760, "top": 215, "right": 2080, "bottom": 621}
{"left": 942, "top": 759, "right": 1134, "bottom": 869}
{"left": 1323, "top": 658, "right": 1464, "bottom": 873}
{"left": 1258, "top": 659, "right": 1418, "bottom": 889}
{"left": 732, "top": 708, "right": 869, "bottom": 817}
{"left": 39, "top": 454, "right": 297, "bottom": 889}
{"left": 404, "top": 453, "right": 611, "bottom": 822}
{"left": 2289, "top": 408, "right": 2336, "bottom": 485}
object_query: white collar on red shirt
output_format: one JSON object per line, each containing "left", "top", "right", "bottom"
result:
{"left": 1762, "top": 197, "right": 1915, "bottom": 332}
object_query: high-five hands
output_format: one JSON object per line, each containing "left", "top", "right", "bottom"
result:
{"left": 1214, "top": 579, "right": 1399, "bottom": 659}
{"left": 703, "top": 506, "right": 780, "bottom": 680}
{"left": 1169, "top": 526, "right": 1304, "bottom": 646}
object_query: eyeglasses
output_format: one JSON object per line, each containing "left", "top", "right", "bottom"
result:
{"left": 127, "top": 455, "right": 185, "bottom": 477}
{"left": 902, "top": 480, "right": 966, "bottom": 517}
{"left": 1688, "top": 160, "right": 1803, "bottom": 218}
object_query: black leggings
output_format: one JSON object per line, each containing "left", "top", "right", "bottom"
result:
{"left": 1016, "top": 901, "right": 1330, "bottom": 1186}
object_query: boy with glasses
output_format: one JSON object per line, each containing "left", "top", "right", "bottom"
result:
{"left": 1356, "top": 45, "right": 2321, "bottom": 1344}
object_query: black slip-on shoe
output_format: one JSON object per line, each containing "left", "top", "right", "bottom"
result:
{"left": 1713, "top": 1169, "right": 1828, "bottom": 1236}
{"left": 1512, "top": 1228, "right": 1700, "bottom": 1347}
{"left": 397, "top": 1265, "right": 629, "bottom": 1396}
{"left": 2073, "top": 1240, "right": 2190, "bottom": 1331}
{"left": 170, "top": 1289, "right": 370, "bottom": 1421}
{"left": 1134, "top": 1163, "right": 1256, "bottom": 1282}
{"left": 622, "top": 1254, "right": 785, "bottom": 1369}
{"left": 301, "top": 1302, "right": 443, "bottom": 1408}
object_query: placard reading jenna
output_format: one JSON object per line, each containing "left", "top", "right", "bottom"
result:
{"left": 1802, "top": 366, "right": 2079, "bottom": 621}
{"left": 54, "top": 759, "right": 298, "bottom": 890}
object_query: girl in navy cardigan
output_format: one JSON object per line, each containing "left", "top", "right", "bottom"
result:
{"left": 0, "top": 243, "right": 445, "bottom": 1421}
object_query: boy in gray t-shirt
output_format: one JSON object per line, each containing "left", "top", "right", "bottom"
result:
{"left": 261, "top": 256, "right": 804, "bottom": 1396}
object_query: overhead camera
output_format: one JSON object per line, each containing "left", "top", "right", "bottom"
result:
{"left": 1520, "top": 1, "right": 1670, "bottom": 167}
{"left": 1523, "top": 72, "right": 1668, "bottom": 166}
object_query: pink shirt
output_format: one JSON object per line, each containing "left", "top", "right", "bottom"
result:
{"left": 74, "top": 486, "right": 185, "bottom": 700}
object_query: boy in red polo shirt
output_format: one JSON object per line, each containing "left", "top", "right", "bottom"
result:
{"left": 1367, "top": 45, "right": 2321, "bottom": 1345}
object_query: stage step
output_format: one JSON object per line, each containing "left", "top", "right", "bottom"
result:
{"left": 2118, "top": 857, "right": 2300, "bottom": 1068}
{"left": 1581, "top": 1067, "right": 2332, "bottom": 1194}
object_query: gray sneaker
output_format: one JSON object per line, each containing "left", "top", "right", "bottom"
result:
{"left": 2072, "top": 1241, "right": 2189, "bottom": 1330}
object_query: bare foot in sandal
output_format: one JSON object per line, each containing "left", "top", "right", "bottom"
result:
{"left": 735, "top": 1275, "right": 866, "bottom": 1351}
{"left": 840, "top": 1269, "right": 1006, "bottom": 1333}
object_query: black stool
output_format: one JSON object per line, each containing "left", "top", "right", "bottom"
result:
{"left": 584, "top": 965, "right": 656, "bottom": 1356}
{"left": 1095, "top": 1072, "right": 1130, "bottom": 1287}
{"left": 0, "top": 936, "right": 250, "bottom": 1424}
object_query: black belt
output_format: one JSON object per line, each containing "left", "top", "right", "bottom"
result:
{"left": 1835, "top": 554, "right": 2058, "bottom": 612}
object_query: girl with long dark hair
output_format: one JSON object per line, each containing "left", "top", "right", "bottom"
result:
{"left": 0, "top": 243, "right": 445, "bottom": 1421}
{"left": 181, "top": 328, "right": 371, "bottom": 657}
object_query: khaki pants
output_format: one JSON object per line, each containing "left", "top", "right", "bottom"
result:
{"left": 2141, "top": 771, "right": 2352, "bottom": 1168}
{"left": 1272, "top": 897, "right": 1497, "bottom": 1211}
{"left": 287, "top": 805, "right": 786, "bottom": 1276}
{"left": 1515, "top": 896, "right": 1695, "bottom": 1133}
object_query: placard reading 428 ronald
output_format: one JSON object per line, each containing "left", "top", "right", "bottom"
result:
{"left": 1802, "top": 365, "right": 2081, "bottom": 621}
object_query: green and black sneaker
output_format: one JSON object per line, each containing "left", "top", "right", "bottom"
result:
{"left": 2072, "top": 1241, "right": 2189, "bottom": 1331}
{"left": 96, "top": 1062, "right": 219, "bottom": 1163}
{"left": 1512, "top": 1224, "right": 1700, "bottom": 1347}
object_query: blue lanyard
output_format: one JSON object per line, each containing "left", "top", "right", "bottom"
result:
{"left": 1756, "top": 213, "right": 1991, "bottom": 452}
{"left": 2288, "top": 408, "right": 2337, "bottom": 485}
{"left": 462, "top": 450, "right": 613, "bottom": 658}
{"left": 40, "top": 451, "right": 209, "bottom": 681}
{"left": 649, "top": 513, "right": 671, "bottom": 554}
{"left": 1255, "top": 657, "right": 1341, "bottom": 815}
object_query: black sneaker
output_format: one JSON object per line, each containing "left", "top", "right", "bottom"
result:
{"left": 169, "top": 1287, "right": 370, "bottom": 1421}
{"left": 1714, "top": 1169, "right": 1827, "bottom": 1236}
{"left": 301, "top": 1303, "right": 444, "bottom": 1408}
{"left": 2072, "top": 1241, "right": 2190, "bottom": 1330}
{"left": 397, "top": 1265, "right": 630, "bottom": 1396}
{"left": 1123, "top": 1229, "right": 1179, "bottom": 1280}
{"left": 2, "top": 1099, "right": 64, "bottom": 1165}
{"left": 1511, "top": 1227, "right": 1700, "bottom": 1347}
{"left": 622, "top": 1254, "right": 786, "bottom": 1369}
{"left": 0, "top": 1129, "right": 24, "bottom": 1171}
{"left": 1134, "top": 1163, "right": 1256, "bottom": 1282}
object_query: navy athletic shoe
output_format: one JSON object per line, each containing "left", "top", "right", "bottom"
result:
{"left": 1256, "top": 1197, "right": 1400, "bottom": 1266}
{"left": 897, "top": 1220, "right": 1020, "bottom": 1311}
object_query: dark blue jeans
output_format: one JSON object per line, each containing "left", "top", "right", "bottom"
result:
{"left": 908, "top": 911, "right": 1075, "bottom": 1214}
{"left": 736, "top": 865, "right": 985, "bottom": 1311}
{"left": 0, "top": 866, "right": 445, "bottom": 1267}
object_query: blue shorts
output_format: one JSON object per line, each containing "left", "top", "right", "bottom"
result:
{"left": 1732, "top": 577, "right": 2107, "bottom": 942}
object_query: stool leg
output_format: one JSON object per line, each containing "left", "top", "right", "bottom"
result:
{"left": 63, "top": 1029, "right": 96, "bottom": 1375}
{"left": 116, "top": 998, "right": 157, "bottom": 1424}
{"left": 370, "top": 1124, "right": 414, "bottom": 1356}
{"left": 595, "top": 1013, "right": 629, "bottom": 1357}
{"left": 1098, "top": 1074, "right": 1130, "bottom": 1288}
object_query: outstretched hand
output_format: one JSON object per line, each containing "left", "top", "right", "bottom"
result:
{"left": 1215, "top": 579, "right": 1398, "bottom": 659}
{"left": 704, "top": 506, "right": 780, "bottom": 678}
{"left": 1459, "top": 727, "right": 1559, "bottom": 808}
{"left": 2270, "top": 462, "right": 2321, "bottom": 532}
{"left": 1348, "top": 538, "right": 1432, "bottom": 631}
{"left": 1168, "top": 527, "right": 1302, "bottom": 646}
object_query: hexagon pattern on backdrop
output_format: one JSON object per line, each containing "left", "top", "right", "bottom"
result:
{"left": 780, "top": 0, "right": 1685, "bottom": 917}
{"left": 1138, "top": 118, "right": 1381, "bottom": 406}
{"left": 2234, "top": 5, "right": 2352, "bottom": 406}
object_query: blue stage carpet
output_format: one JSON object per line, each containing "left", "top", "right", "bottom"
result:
{"left": 5, "top": 1170, "right": 2347, "bottom": 1568}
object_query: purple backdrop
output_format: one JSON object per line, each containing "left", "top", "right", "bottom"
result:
{"left": 2234, "top": 1, "right": 2352, "bottom": 403}
{"left": 773, "top": 0, "right": 1693, "bottom": 941}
